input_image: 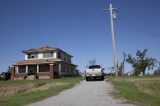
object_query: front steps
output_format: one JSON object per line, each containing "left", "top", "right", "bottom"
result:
{"left": 26, "top": 75, "right": 36, "bottom": 80}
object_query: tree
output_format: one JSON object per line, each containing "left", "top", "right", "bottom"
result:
{"left": 154, "top": 61, "right": 160, "bottom": 75}
{"left": 86, "top": 59, "right": 97, "bottom": 68}
{"left": 106, "top": 66, "right": 115, "bottom": 76}
{"left": 118, "top": 63, "right": 123, "bottom": 76}
{"left": 126, "top": 49, "right": 156, "bottom": 76}
{"left": 7, "top": 66, "right": 10, "bottom": 73}
{"left": 88, "top": 59, "right": 96, "bottom": 66}
{"left": 118, "top": 52, "right": 126, "bottom": 76}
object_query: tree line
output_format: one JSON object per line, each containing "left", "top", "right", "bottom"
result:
{"left": 118, "top": 49, "right": 160, "bottom": 76}
{"left": 87, "top": 49, "right": 160, "bottom": 76}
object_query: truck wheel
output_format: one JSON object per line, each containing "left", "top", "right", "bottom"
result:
{"left": 86, "top": 77, "right": 89, "bottom": 81}
{"left": 101, "top": 76, "right": 104, "bottom": 81}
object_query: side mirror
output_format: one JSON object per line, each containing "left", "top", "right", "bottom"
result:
{"left": 102, "top": 68, "right": 105, "bottom": 71}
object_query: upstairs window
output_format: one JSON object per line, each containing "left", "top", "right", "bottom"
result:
{"left": 28, "top": 53, "right": 38, "bottom": 59}
{"left": 43, "top": 52, "right": 53, "bottom": 58}
{"left": 64, "top": 56, "right": 67, "bottom": 61}
{"left": 68, "top": 57, "right": 71, "bottom": 63}
{"left": 58, "top": 52, "right": 61, "bottom": 59}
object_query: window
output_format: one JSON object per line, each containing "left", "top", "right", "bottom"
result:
{"left": 89, "top": 65, "right": 101, "bottom": 69}
{"left": 61, "top": 64, "right": 65, "bottom": 72}
{"left": 19, "top": 66, "right": 26, "bottom": 73}
{"left": 58, "top": 52, "right": 61, "bottom": 59}
{"left": 64, "top": 56, "right": 67, "bottom": 61}
{"left": 43, "top": 52, "right": 53, "bottom": 58}
{"left": 39, "top": 65, "right": 49, "bottom": 72}
{"left": 28, "top": 53, "right": 38, "bottom": 59}
{"left": 68, "top": 57, "right": 71, "bottom": 63}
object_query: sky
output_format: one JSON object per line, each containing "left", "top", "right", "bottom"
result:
{"left": 0, "top": 0, "right": 160, "bottom": 74}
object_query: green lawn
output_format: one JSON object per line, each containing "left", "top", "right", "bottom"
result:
{"left": 0, "top": 77, "right": 83, "bottom": 106}
{"left": 108, "top": 76, "right": 160, "bottom": 106}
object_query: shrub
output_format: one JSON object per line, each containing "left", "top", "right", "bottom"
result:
{"left": 154, "top": 69, "right": 160, "bottom": 75}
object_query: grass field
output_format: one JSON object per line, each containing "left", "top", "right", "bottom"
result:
{"left": 108, "top": 76, "right": 160, "bottom": 106}
{"left": 0, "top": 77, "right": 83, "bottom": 106}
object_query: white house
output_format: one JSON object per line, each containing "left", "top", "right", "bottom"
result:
{"left": 10, "top": 46, "right": 77, "bottom": 80}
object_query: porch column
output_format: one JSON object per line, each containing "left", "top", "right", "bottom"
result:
{"left": 50, "top": 64, "right": 54, "bottom": 79}
{"left": 59, "top": 63, "right": 62, "bottom": 77}
{"left": 15, "top": 66, "right": 19, "bottom": 74}
{"left": 26, "top": 65, "right": 28, "bottom": 73}
{"left": 74, "top": 67, "right": 77, "bottom": 76}
{"left": 10, "top": 66, "right": 15, "bottom": 80}
{"left": 37, "top": 65, "right": 39, "bottom": 73}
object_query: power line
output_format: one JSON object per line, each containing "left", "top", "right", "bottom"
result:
{"left": 117, "top": 17, "right": 160, "bottom": 38}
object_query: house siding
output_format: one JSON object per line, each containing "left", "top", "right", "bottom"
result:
{"left": 38, "top": 53, "right": 43, "bottom": 59}
{"left": 25, "top": 54, "right": 28, "bottom": 60}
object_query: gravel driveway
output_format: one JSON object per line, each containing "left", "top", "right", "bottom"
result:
{"left": 26, "top": 80, "right": 137, "bottom": 106}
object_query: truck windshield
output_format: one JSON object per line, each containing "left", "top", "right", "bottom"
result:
{"left": 89, "top": 65, "right": 101, "bottom": 69}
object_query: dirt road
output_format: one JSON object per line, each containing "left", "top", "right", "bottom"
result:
{"left": 26, "top": 81, "right": 137, "bottom": 106}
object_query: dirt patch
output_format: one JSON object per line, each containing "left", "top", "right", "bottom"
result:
{"left": 128, "top": 77, "right": 160, "bottom": 95}
{"left": 29, "top": 83, "right": 63, "bottom": 92}
{"left": 0, "top": 82, "right": 63, "bottom": 98}
{"left": 0, "top": 83, "right": 34, "bottom": 97}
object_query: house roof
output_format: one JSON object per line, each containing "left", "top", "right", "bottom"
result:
{"left": 22, "top": 45, "right": 73, "bottom": 57}
{"left": 13, "top": 58, "right": 77, "bottom": 66}
{"left": 22, "top": 46, "right": 57, "bottom": 53}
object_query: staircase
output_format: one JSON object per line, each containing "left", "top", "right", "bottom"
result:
{"left": 26, "top": 75, "right": 36, "bottom": 80}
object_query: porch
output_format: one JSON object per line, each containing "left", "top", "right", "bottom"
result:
{"left": 10, "top": 63, "right": 77, "bottom": 80}
{"left": 11, "top": 64, "right": 60, "bottom": 80}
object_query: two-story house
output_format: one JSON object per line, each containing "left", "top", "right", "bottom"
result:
{"left": 10, "top": 46, "right": 77, "bottom": 80}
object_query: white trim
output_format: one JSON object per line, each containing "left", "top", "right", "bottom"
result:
{"left": 37, "top": 65, "right": 39, "bottom": 73}
{"left": 16, "top": 66, "right": 19, "bottom": 74}
{"left": 26, "top": 66, "right": 28, "bottom": 73}
{"left": 54, "top": 52, "right": 57, "bottom": 58}
{"left": 25, "top": 54, "right": 28, "bottom": 60}
{"left": 10, "top": 65, "right": 14, "bottom": 68}
{"left": 38, "top": 53, "right": 43, "bottom": 59}
{"left": 74, "top": 67, "right": 77, "bottom": 75}
{"left": 59, "top": 64, "right": 62, "bottom": 76}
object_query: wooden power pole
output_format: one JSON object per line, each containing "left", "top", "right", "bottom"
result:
{"left": 104, "top": 3, "right": 118, "bottom": 77}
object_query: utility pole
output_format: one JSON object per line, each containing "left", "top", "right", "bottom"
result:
{"left": 104, "top": 3, "right": 118, "bottom": 77}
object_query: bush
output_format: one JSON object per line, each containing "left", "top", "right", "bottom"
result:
{"left": 154, "top": 69, "right": 160, "bottom": 75}
{"left": 0, "top": 76, "right": 3, "bottom": 80}
{"left": 0, "top": 72, "right": 11, "bottom": 80}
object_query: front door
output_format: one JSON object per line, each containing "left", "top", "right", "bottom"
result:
{"left": 28, "top": 65, "right": 37, "bottom": 75}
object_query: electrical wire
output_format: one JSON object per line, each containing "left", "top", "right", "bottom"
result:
{"left": 117, "top": 17, "right": 160, "bottom": 38}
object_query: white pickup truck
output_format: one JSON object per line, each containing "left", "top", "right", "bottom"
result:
{"left": 85, "top": 65, "right": 105, "bottom": 81}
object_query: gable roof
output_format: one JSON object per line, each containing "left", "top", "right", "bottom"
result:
{"left": 22, "top": 45, "right": 73, "bottom": 57}
{"left": 22, "top": 46, "right": 57, "bottom": 53}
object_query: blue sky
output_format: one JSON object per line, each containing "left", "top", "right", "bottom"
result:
{"left": 0, "top": 0, "right": 160, "bottom": 73}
